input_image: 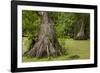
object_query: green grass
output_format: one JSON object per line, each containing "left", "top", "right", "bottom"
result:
{"left": 22, "top": 37, "right": 32, "bottom": 55}
{"left": 64, "top": 39, "right": 90, "bottom": 59}
{"left": 22, "top": 37, "right": 90, "bottom": 62}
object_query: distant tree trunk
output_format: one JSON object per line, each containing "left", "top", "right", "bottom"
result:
{"left": 75, "top": 20, "right": 86, "bottom": 40}
{"left": 26, "top": 12, "right": 64, "bottom": 58}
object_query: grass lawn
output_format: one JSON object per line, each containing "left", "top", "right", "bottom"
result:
{"left": 22, "top": 37, "right": 90, "bottom": 62}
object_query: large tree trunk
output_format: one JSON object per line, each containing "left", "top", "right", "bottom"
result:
{"left": 75, "top": 20, "right": 86, "bottom": 40}
{"left": 27, "top": 12, "right": 64, "bottom": 58}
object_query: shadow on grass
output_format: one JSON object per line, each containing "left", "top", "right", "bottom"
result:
{"left": 68, "top": 55, "right": 80, "bottom": 60}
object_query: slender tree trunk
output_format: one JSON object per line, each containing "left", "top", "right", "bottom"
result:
{"left": 26, "top": 12, "right": 64, "bottom": 58}
{"left": 75, "top": 20, "right": 86, "bottom": 40}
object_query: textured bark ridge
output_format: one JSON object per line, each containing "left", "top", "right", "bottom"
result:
{"left": 27, "top": 12, "right": 64, "bottom": 58}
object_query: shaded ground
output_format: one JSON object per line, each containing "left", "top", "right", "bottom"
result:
{"left": 22, "top": 37, "right": 90, "bottom": 62}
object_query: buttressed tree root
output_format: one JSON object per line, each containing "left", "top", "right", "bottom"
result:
{"left": 27, "top": 12, "right": 64, "bottom": 58}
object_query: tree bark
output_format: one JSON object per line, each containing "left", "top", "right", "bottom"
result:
{"left": 26, "top": 12, "right": 64, "bottom": 58}
{"left": 75, "top": 20, "right": 86, "bottom": 40}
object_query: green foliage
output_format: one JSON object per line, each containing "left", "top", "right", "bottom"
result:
{"left": 22, "top": 10, "right": 90, "bottom": 39}
{"left": 22, "top": 10, "right": 40, "bottom": 38}
{"left": 49, "top": 12, "right": 76, "bottom": 38}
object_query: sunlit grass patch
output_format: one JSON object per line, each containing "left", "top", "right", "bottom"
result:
{"left": 22, "top": 37, "right": 90, "bottom": 62}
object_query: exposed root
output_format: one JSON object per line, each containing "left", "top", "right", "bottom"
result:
{"left": 27, "top": 36, "right": 63, "bottom": 58}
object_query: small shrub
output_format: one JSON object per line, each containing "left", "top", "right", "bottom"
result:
{"left": 69, "top": 55, "right": 80, "bottom": 60}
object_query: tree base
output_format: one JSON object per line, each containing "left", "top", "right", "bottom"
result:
{"left": 26, "top": 36, "right": 64, "bottom": 58}
{"left": 74, "top": 31, "right": 87, "bottom": 40}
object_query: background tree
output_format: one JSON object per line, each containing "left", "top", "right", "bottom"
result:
{"left": 74, "top": 13, "right": 90, "bottom": 40}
